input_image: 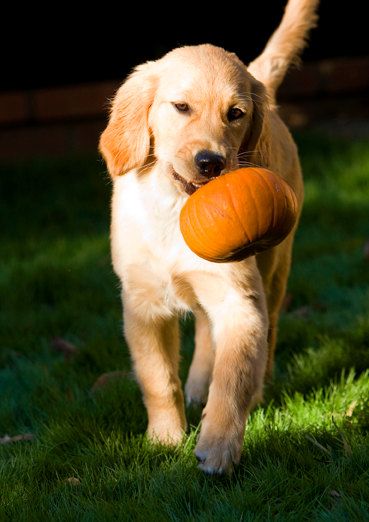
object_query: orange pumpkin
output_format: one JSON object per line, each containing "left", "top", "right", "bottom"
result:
{"left": 179, "top": 167, "right": 298, "bottom": 262}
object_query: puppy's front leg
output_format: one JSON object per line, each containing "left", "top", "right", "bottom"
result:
{"left": 193, "top": 268, "right": 268, "bottom": 474}
{"left": 124, "top": 304, "right": 186, "bottom": 444}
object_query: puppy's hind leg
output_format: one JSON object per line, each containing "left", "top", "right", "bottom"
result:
{"left": 185, "top": 308, "right": 214, "bottom": 407}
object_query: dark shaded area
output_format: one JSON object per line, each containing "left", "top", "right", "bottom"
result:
{"left": 2, "top": 1, "right": 368, "bottom": 91}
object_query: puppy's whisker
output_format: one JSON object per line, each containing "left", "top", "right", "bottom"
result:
{"left": 140, "top": 159, "right": 157, "bottom": 173}
{"left": 237, "top": 160, "right": 264, "bottom": 168}
{"left": 237, "top": 151, "right": 262, "bottom": 157}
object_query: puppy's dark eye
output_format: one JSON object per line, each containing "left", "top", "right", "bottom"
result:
{"left": 227, "top": 107, "right": 245, "bottom": 121}
{"left": 173, "top": 102, "right": 190, "bottom": 113}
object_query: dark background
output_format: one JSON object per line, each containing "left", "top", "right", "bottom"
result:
{"left": 2, "top": 0, "right": 368, "bottom": 91}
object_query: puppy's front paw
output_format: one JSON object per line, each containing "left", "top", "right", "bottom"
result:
{"left": 194, "top": 425, "right": 243, "bottom": 475}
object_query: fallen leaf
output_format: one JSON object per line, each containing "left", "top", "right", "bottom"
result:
{"left": 63, "top": 477, "right": 81, "bottom": 485}
{"left": 0, "top": 433, "right": 34, "bottom": 444}
{"left": 91, "top": 371, "right": 132, "bottom": 392}
{"left": 51, "top": 337, "right": 77, "bottom": 359}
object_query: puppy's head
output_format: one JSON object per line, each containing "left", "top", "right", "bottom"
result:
{"left": 100, "top": 44, "right": 267, "bottom": 194}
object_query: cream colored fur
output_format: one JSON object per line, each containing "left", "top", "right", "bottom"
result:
{"left": 99, "top": 0, "right": 319, "bottom": 474}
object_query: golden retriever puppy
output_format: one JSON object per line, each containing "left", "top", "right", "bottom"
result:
{"left": 100, "top": 0, "right": 319, "bottom": 474}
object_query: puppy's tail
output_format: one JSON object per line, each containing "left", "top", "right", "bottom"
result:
{"left": 248, "top": 0, "right": 319, "bottom": 100}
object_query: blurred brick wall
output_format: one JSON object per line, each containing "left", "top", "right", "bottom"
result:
{"left": 0, "top": 82, "right": 119, "bottom": 160}
{"left": 1, "top": 57, "right": 368, "bottom": 161}
{"left": 278, "top": 56, "right": 369, "bottom": 128}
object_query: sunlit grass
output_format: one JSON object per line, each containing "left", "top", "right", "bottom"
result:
{"left": 0, "top": 133, "right": 368, "bottom": 520}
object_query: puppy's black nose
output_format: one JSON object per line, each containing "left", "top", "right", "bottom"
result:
{"left": 195, "top": 150, "right": 226, "bottom": 178}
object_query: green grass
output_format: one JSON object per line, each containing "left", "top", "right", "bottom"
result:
{"left": 1, "top": 133, "right": 369, "bottom": 520}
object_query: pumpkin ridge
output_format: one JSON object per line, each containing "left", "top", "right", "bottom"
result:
{"left": 225, "top": 175, "right": 252, "bottom": 244}
{"left": 255, "top": 169, "right": 279, "bottom": 231}
{"left": 242, "top": 171, "right": 261, "bottom": 240}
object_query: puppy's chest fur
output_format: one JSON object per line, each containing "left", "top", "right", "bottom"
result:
{"left": 111, "top": 170, "right": 208, "bottom": 319}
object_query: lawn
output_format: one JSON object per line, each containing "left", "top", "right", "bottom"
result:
{"left": 1, "top": 132, "right": 369, "bottom": 520}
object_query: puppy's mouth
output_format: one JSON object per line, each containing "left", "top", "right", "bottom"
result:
{"left": 171, "top": 169, "right": 216, "bottom": 196}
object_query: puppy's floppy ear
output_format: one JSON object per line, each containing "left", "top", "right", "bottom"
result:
{"left": 239, "top": 77, "right": 268, "bottom": 159}
{"left": 99, "top": 62, "right": 158, "bottom": 177}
